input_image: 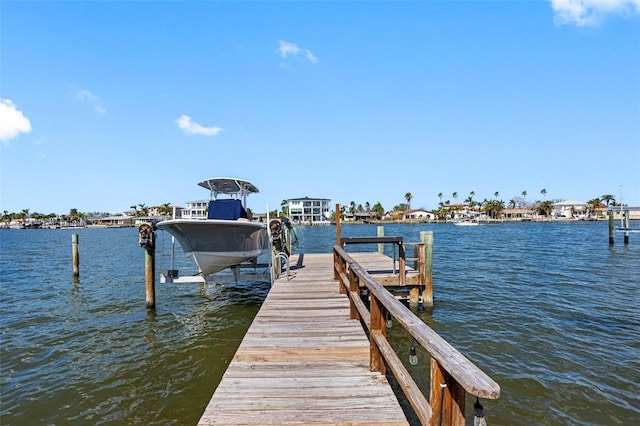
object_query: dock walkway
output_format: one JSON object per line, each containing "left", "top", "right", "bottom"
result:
{"left": 198, "top": 252, "right": 409, "bottom": 426}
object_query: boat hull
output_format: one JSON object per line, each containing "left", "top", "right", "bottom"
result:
{"left": 156, "top": 219, "right": 268, "bottom": 274}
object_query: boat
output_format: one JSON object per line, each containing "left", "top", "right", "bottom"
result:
{"left": 155, "top": 177, "right": 268, "bottom": 275}
{"left": 453, "top": 220, "right": 478, "bottom": 226}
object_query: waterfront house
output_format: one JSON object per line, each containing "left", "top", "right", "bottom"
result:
{"left": 552, "top": 200, "right": 587, "bottom": 218}
{"left": 402, "top": 209, "right": 435, "bottom": 222}
{"left": 286, "top": 197, "right": 332, "bottom": 225}
{"left": 180, "top": 200, "right": 208, "bottom": 220}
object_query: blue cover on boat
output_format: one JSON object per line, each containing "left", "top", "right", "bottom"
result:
{"left": 207, "top": 199, "right": 248, "bottom": 220}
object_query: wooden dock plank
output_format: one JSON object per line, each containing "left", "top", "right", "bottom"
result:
{"left": 197, "top": 253, "right": 409, "bottom": 426}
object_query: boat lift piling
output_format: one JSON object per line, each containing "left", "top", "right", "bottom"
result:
{"left": 610, "top": 209, "right": 636, "bottom": 246}
{"left": 71, "top": 234, "right": 80, "bottom": 281}
{"left": 138, "top": 224, "right": 156, "bottom": 310}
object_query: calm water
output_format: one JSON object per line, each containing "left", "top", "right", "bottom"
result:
{"left": 1, "top": 222, "right": 638, "bottom": 425}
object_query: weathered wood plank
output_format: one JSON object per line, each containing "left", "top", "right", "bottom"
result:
{"left": 198, "top": 253, "right": 409, "bottom": 426}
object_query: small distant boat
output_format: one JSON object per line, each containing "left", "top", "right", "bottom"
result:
{"left": 453, "top": 219, "right": 479, "bottom": 227}
{"left": 156, "top": 177, "right": 268, "bottom": 274}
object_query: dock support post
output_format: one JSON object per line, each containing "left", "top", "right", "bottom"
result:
{"left": 72, "top": 234, "right": 80, "bottom": 280}
{"left": 139, "top": 224, "right": 156, "bottom": 310}
{"left": 608, "top": 211, "right": 615, "bottom": 246}
{"left": 377, "top": 226, "right": 384, "bottom": 253}
{"left": 335, "top": 203, "right": 341, "bottom": 246}
{"left": 420, "top": 231, "right": 434, "bottom": 308}
{"left": 624, "top": 210, "right": 630, "bottom": 245}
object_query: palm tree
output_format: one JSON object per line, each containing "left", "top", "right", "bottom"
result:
{"left": 587, "top": 198, "right": 603, "bottom": 217}
{"left": 159, "top": 203, "right": 172, "bottom": 216}
{"left": 437, "top": 193, "right": 443, "bottom": 205}
{"left": 494, "top": 191, "right": 500, "bottom": 199}
{"left": 484, "top": 199, "right": 505, "bottom": 219}
{"left": 349, "top": 201, "right": 356, "bottom": 216}
{"left": 372, "top": 202, "right": 384, "bottom": 219}
{"left": 281, "top": 199, "right": 289, "bottom": 217}
{"left": 452, "top": 192, "right": 458, "bottom": 206}
{"left": 135, "top": 203, "right": 149, "bottom": 217}
{"left": 404, "top": 192, "right": 412, "bottom": 211}
{"left": 365, "top": 202, "right": 370, "bottom": 212}
{"left": 521, "top": 191, "right": 528, "bottom": 207}
{"left": 601, "top": 194, "right": 615, "bottom": 207}
{"left": 540, "top": 188, "right": 547, "bottom": 199}
{"left": 537, "top": 200, "right": 554, "bottom": 217}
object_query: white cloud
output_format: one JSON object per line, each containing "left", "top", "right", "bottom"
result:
{"left": 176, "top": 115, "right": 223, "bottom": 136}
{"left": 550, "top": 0, "right": 640, "bottom": 26}
{"left": 75, "top": 89, "right": 106, "bottom": 114}
{"left": 0, "top": 99, "right": 32, "bottom": 142}
{"left": 278, "top": 40, "right": 318, "bottom": 64}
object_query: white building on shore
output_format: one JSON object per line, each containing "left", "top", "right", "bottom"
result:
{"left": 286, "top": 197, "right": 332, "bottom": 225}
{"left": 552, "top": 200, "right": 588, "bottom": 218}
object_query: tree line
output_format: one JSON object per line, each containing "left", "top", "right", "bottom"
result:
{"left": 2, "top": 191, "right": 622, "bottom": 225}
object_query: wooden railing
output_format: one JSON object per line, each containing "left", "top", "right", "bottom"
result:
{"left": 333, "top": 245, "right": 500, "bottom": 426}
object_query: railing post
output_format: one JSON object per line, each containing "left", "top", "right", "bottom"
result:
{"left": 348, "top": 270, "right": 360, "bottom": 320}
{"left": 369, "top": 295, "right": 386, "bottom": 375}
{"left": 430, "top": 358, "right": 466, "bottom": 426}
{"left": 377, "top": 225, "right": 384, "bottom": 253}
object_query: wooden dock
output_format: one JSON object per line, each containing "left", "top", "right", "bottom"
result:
{"left": 198, "top": 252, "right": 409, "bottom": 426}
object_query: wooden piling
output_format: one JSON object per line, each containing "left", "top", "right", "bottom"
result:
{"left": 145, "top": 246, "right": 155, "bottom": 309}
{"left": 420, "top": 231, "right": 434, "bottom": 308}
{"left": 138, "top": 224, "right": 156, "bottom": 310}
{"left": 377, "top": 226, "right": 384, "bottom": 253}
{"left": 624, "top": 210, "right": 630, "bottom": 245}
{"left": 608, "top": 211, "right": 615, "bottom": 246}
{"left": 335, "top": 203, "right": 341, "bottom": 246}
{"left": 72, "top": 234, "right": 80, "bottom": 279}
{"left": 409, "top": 287, "right": 420, "bottom": 307}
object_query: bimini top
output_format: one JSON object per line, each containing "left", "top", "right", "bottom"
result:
{"left": 197, "top": 177, "right": 260, "bottom": 197}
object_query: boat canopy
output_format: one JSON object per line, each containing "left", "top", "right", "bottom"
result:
{"left": 207, "top": 199, "right": 248, "bottom": 220}
{"left": 197, "top": 177, "right": 260, "bottom": 197}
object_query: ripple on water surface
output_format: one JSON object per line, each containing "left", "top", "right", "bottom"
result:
{"left": 1, "top": 223, "right": 639, "bottom": 425}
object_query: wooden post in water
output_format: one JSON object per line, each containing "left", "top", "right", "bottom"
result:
{"left": 624, "top": 210, "right": 630, "bottom": 245}
{"left": 335, "top": 203, "right": 341, "bottom": 246}
{"left": 138, "top": 224, "right": 156, "bottom": 310}
{"left": 420, "top": 231, "right": 434, "bottom": 308}
{"left": 72, "top": 234, "right": 80, "bottom": 279}
{"left": 377, "top": 226, "right": 384, "bottom": 253}
{"left": 608, "top": 211, "right": 615, "bottom": 246}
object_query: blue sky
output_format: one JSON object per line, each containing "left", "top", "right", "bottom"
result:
{"left": 1, "top": 0, "right": 639, "bottom": 215}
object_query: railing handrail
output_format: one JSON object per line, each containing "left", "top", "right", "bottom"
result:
{"left": 333, "top": 244, "right": 500, "bottom": 424}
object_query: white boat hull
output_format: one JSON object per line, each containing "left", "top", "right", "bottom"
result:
{"left": 156, "top": 219, "right": 268, "bottom": 274}
{"left": 453, "top": 221, "right": 479, "bottom": 226}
